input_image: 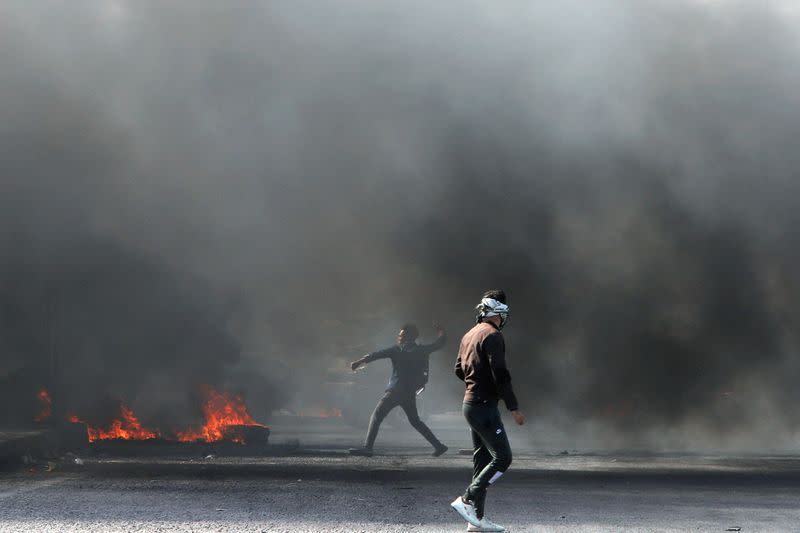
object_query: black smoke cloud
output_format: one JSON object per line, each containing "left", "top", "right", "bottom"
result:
{"left": 2, "top": 0, "right": 800, "bottom": 448}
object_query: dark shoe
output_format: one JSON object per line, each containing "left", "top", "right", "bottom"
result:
{"left": 348, "top": 447, "right": 374, "bottom": 457}
{"left": 432, "top": 444, "right": 448, "bottom": 457}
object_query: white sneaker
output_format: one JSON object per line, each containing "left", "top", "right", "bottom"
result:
{"left": 451, "top": 496, "right": 481, "bottom": 527}
{"left": 466, "top": 517, "right": 506, "bottom": 532}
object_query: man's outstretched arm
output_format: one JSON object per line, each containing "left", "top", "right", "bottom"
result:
{"left": 350, "top": 347, "right": 394, "bottom": 371}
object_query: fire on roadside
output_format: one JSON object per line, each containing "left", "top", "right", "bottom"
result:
{"left": 68, "top": 404, "right": 158, "bottom": 442}
{"left": 175, "top": 386, "right": 266, "bottom": 444}
{"left": 62, "top": 386, "right": 266, "bottom": 444}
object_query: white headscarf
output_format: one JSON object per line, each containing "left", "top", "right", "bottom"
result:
{"left": 476, "top": 297, "right": 509, "bottom": 327}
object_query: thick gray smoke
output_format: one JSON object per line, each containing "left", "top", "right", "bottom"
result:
{"left": 2, "top": 0, "right": 800, "bottom": 449}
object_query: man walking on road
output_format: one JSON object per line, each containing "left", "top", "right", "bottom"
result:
{"left": 450, "top": 290, "right": 525, "bottom": 533}
{"left": 348, "top": 323, "right": 449, "bottom": 457}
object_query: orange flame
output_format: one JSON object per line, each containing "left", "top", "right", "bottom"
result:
{"left": 175, "top": 386, "right": 265, "bottom": 443}
{"left": 33, "top": 388, "right": 52, "bottom": 422}
{"left": 69, "top": 405, "right": 158, "bottom": 442}
{"left": 64, "top": 387, "right": 264, "bottom": 444}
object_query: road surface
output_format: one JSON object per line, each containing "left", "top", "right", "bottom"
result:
{"left": 2, "top": 451, "right": 799, "bottom": 532}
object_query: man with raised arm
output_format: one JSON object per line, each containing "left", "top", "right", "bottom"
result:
{"left": 348, "top": 323, "right": 449, "bottom": 457}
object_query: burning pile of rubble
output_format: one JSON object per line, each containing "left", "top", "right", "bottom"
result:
{"left": 35, "top": 386, "right": 268, "bottom": 446}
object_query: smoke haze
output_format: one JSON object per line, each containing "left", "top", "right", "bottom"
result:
{"left": 2, "top": 0, "right": 800, "bottom": 449}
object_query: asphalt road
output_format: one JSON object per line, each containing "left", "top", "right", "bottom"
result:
{"left": 2, "top": 451, "right": 799, "bottom": 533}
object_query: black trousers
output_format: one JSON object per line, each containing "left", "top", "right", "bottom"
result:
{"left": 364, "top": 389, "right": 442, "bottom": 449}
{"left": 462, "top": 400, "right": 512, "bottom": 519}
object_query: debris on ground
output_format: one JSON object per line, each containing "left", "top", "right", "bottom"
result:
{"left": 204, "top": 454, "right": 216, "bottom": 460}
{"left": 725, "top": 528, "right": 741, "bottom": 532}
{"left": 560, "top": 450, "right": 570, "bottom": 455}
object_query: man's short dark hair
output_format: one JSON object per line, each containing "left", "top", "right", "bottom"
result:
{"left": 401, "top": 323, "right": 419, "bottom": 340}
{"left": 482, "top": 289, "right": 507, "bottom": 304}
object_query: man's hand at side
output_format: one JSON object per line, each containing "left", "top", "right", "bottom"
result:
{"left": 511, "top": 410, "right": 525, "bottom": 426}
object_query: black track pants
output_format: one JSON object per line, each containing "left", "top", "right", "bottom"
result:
{"left": 462, "top": 400, "right": 512, "bottom": 519}
{"left": 364, "top": 390, "right": 442, "bottom": 449}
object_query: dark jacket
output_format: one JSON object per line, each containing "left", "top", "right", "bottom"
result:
{"left": 364, "top": 334, "right": 447, "bottom": 392}
{"left": 455, "top": 321, "right": 518, "bottom": 411}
